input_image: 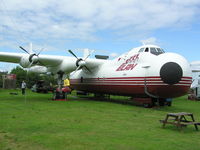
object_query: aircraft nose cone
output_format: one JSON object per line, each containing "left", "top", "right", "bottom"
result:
{"left": 160, "top": 62, "right": 183, "bottom": 85}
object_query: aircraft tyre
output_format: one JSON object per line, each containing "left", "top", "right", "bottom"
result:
{"left": 143, "top": 103, "right": 153, "bottom": 108}
{"left": 158, "top": 98, "right": 165, "bottom": 106}
{"left": 167, "top": 101, "right": 172, "bottom": 106}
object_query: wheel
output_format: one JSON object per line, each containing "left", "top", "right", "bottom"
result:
{"left": 143, "top": 103, "right": 152, "bottom": 108}
{"left": 167, "top": 101, "right": 172, "bottom": 106}
{"left": 159, "top": 99, "right": 165, "bottom": 106}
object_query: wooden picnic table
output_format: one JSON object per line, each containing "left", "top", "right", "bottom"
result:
{"left": 160, "top": 112, "right": 200, "bottom": 131}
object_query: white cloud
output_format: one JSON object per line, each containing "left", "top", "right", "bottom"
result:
{"left": 140, "top": 37, "right": 157, "bottom": 45}
{"left": 110, "top": 52, "right": 119, "bottom": 58}
{"left": 0, "top": 0, "right": 200, "bottom": 48}
{"left": 0, "top": 62, "right": 17, "bottom": 72}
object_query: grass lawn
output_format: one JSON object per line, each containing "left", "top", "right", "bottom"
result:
{"left": 0, "top": 89, "right": 200, "bottom": 150}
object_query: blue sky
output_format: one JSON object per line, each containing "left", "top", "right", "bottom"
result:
{"left": 0, "top": 0, "right": 200, "bottom": 72}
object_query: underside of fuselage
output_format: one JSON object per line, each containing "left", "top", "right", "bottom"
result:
{"left": 70, "top": 76, "right": 192, "bottom": 98}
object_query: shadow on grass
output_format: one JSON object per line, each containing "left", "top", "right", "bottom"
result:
{"left": 2, "top": 89, "right": 197, "bottom": 114}
{"left": 74, "top": 95, "right": 141, "bottom": 107}
{"left": 159, "top": 124, "right": 199, "bottom": 133}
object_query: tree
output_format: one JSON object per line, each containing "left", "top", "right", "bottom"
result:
{"left": 10, "top": 66, "right": 57, "bottom": 88}
{"left": 0, "top": 71, "right": 8, "bottom": 88}
{"left": 10, "top": 66, "right": 27, "bottom": 88}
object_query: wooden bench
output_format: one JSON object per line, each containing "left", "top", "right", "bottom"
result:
{"left": 160, "top": 112, "right": 200, "bottom": 131}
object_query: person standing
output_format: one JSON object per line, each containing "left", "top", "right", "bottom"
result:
{"left": 21, "top": 81, "right": 26, "bottom": 95}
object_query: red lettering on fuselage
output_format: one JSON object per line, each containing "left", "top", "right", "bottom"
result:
{"left": 116, "top": 54, "right": 139, "bottom": 71}
{"left": 116, "top": 63, "right": 126, "bottom": 71}
{"left": 125, "top": 54, "right": 139, "bottom": 64}
{"left": 125, "top": 63, "right": 137, "bottom": 70}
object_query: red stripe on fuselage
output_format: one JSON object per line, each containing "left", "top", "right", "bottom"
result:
{"left": 70, "top": 76, "right": 192, "bottom": 98}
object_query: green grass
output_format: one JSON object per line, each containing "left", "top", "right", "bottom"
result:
{"left": 0, "top": 89, "right": 200, "bottom": 150}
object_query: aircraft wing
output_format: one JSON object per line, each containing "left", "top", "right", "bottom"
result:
{"left": 0, "top": 52, "right": 25, "bottom": 63}
{"left": 0, "top": 52, "right": 106, "bottom": 74}
{"left": 0, "top": 52, "right": 64, "bottom": 67}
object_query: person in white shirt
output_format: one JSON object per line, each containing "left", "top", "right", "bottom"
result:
{"left": 21, "top": 81, "right": 26, "bottom": 95}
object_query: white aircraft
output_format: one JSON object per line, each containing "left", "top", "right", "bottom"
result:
{"left": 191, "top": 61, "right": 200, "bottom": 73}
{"left": 0, "top": 44, "right": 192, "bottom": 106}
{"left": 191, "top": 61, "right": 200, "bottom": 88}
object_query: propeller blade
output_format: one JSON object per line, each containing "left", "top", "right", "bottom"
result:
{"left": 83, "top": 53, "right": 90, "bottom": 61}
{"left": 19, "top": 46, "right": 30, "bottom": 54}
{"left": 83, "top": 49, "right": 94, "bottom": 60}
{"left": 29, "top": 60, "right": 35, "bottom": 67}
{"left": 70, "top": 66, "right": 81, "bottom": 77}
{"left": 84, "top": 65, "right": 92, "bottom": 73}
{"left": 37, "top": 48, "right": 45, "bottom": 56}
{"left": 68, "top": 50, "right": 79, "bottom": 59}
{"left": 68, "top": 49, "right": 92, "bottom": 75}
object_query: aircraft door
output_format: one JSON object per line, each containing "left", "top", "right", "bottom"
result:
{"left": 81, "top": 77, "right": 83, "bottom": 83}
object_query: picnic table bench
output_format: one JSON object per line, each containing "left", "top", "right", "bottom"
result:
{"left": 160, "top": 112, "right": 200, "bottom": 131}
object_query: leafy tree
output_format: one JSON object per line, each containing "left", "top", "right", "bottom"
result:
{"left": 10, "top": 66, "right": 57, "bottom": 88}
{"left": 0, "top": 71, "right": 8, "bottom": 88}
{"left": 10, "top": 66, "right": 27, "bottom": 88}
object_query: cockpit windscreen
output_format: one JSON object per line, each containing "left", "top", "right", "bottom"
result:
{"left": 139, "top": 47, "right": 165, "bottom": 55}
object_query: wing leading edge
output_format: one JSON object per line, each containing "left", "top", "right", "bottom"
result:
{"left": 0, "top": 52, "right": 106, "bottom": 74}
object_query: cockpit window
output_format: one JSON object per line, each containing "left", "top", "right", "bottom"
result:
{"left": 150, "top": 48, "right": 157, "bottom": 54}
{"left": 138, "top": 48, "right": 144, "bottom": 52}
{"left": 138, "top": 47, "right": 165, "bottom": 55}
{"left": 150, "top": 47, "right": 165, "bottom": 55}
{"left": 156, "top": 48, "right": 165, "bottom": 53}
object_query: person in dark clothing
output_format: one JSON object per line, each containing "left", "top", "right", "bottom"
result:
{"left": 21, "top": 81, "right": 26, "bottom": 95}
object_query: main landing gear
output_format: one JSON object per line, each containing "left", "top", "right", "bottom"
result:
{"left": 131, "top": 97, "right": 172, "bottom": 108}
{"left": 52, "top": 72, "right": 71, "bottom": 101}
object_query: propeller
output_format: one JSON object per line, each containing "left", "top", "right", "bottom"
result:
{"left": 19, "top": 46, "right": 30, "bottom": 54}
{"left": 19, "top": 43, "right": 45, "bottom": 67}
{"left": 68, "top": 49, "right": 94, "bottom": 76}
{"left": 68, "top": 50, "right": 79, "bottom": 59}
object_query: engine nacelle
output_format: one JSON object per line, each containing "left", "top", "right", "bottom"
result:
{"left": 28, "top": 66, "right": 47, "bottom": 74}
{"left": 19, "top": 54, "right": 39, "bottom": 68}
{"left": 19, "top": 55, "right": 31, "bottom": 68}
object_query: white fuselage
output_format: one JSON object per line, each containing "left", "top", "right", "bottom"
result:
{"left": 70, "top": 45, "right": 192, "bottom": 98}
